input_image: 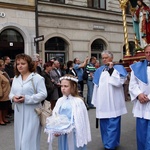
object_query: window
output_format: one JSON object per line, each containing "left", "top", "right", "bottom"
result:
{"left": 0, "top": 29, "right": 24, "bottom": 42}
{"left": 91, "top": 39, "right": 106, "bottom": 62}
{"left": 91, "top": 39, "right": 105, "bottom": 51}
{"left": 88, "top": 0, "right": 106, "bottom": 10}
{"left": 50, "top": 0, "right": 65, "bottom": 3}
{"left": 45, "top": 37, "right": 65, "bottom": 51}
{"left": 45, "top": 37, "right": 68, "bottom": 62}
{"left": 100, "top": 0, "right": 105, "bottom": 9}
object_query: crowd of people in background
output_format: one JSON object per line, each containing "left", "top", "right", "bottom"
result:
{"left": 0, "top": 53, "right": 98, "bottom": 150}
{"left": 0, "top": 53, "right": 131, "bottom": 114}
{"left": 29, "top": 54, "right": 99, "bottom": 111}
{"left": 1, "top": 45, "right": 150, "bottom": 150}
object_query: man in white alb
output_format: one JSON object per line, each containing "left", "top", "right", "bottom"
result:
{"left": 92, "top": 50, "right": 127, "bottom": 150}
{"left": 129, "top": 44, "right": 150, "bottom": 150}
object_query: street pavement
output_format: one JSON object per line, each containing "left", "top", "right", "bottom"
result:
{"left": 0, "top": 101, "right": 136, "bottom": 150}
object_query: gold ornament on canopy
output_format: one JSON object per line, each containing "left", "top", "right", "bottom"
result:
{"left": 119, "top": 0, "right": 129, "bottom": 8}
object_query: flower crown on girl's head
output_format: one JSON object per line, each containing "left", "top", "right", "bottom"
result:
{"left": 59, "top": 76, "right": 78, "bottom": 83}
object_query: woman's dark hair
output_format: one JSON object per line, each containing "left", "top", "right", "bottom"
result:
{"left": 14, "top": 53, "right": 35, "bottom": 77}
{"left": 3, "top": 56, "right": 9, "bottom": 62}
{"left": 43, "top": 61, "right": 54, "bottom": 70}
{"left": 90, "top": 56, "right": 96, "bottom": 62}
{"left": 67, "top": 60, "right": 73, "bottom": 68}
{"left": 73, "top": 58, "right": 77, "bottom": 64}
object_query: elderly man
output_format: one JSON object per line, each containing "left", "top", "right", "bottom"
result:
{"left": 129, "top": 44, "right": 150, "bottom": 150}
{"left": 92, "top": 50, "right": 127, "bottom": 150}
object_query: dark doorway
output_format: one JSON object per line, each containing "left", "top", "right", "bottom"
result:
{"left": 0, "top": 29, "right": 24, "bottom": 61}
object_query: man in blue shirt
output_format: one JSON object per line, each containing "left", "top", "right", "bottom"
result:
{"left": 73, "top": 57, "right": 88, "bottom": 96}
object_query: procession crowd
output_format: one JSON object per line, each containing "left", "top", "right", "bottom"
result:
{"left": 0, "top": 44, "right": 150, "bottom": 150}
{"left": 1, "top": 0, "right": 150, "bottom": 149}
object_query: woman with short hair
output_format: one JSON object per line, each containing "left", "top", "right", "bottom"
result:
{"left": 9, "top": 53, "right": 47, "bottom": 150}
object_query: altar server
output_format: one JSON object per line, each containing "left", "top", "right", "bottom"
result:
{"left": 92, "top": 50, "right": 127, "bottom": 150}
{"left": 129, "top": 44, "right": 150, "bottom": 150}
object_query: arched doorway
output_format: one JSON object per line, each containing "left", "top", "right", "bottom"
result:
{"left": 0, "top": 29, "right": 24, "bottom": 60}
{"left": 91, "top": 39, "right": 106, "bottom": 63}
{"left": 45, "top": 37, "right": 68, "bottom": 63}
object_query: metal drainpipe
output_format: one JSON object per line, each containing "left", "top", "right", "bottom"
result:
{"left": 35, "top": 0, "right": 39, "bottom": 54}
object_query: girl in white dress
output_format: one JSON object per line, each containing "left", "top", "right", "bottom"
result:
{"left": 51, "top": 74, "right": 91, "bottom": 150}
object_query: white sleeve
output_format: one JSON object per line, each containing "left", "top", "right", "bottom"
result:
{"left": 91, "top": 84, "right": 98, "bottom": 106}
{"left": 108, "top": 69, "right": 126, "bottom": 87}
{"left": 129, "top": 71, "right": 142, "bottom": 101}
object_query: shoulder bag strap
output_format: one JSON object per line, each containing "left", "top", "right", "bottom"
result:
{"left": 31, "top": 78, "right": 37, "bottom": 94}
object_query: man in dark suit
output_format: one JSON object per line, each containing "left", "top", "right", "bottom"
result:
{"left": 53, "top": 60, "right": 62, "bottom": 97}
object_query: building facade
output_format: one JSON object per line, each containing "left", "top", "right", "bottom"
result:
{"left": 0, "top": 0, "right": 149, "bottom": 63}
{"left": 0, "top": 0, "right": 35, "bottom": 60}
{"left": 36, "top": 0, "right": 138, "bottom": 63}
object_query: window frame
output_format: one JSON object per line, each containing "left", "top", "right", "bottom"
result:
{"left": 49, "top": 0, "right": 65, "bottom": 4}
{"left": 88, "top": 0, "right": 106, "bottom": 10}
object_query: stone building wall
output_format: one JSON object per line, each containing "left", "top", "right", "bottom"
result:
{"left": 0, "top": 1, "right": 36, "bottom": 56}
{"left": 38, "top": 1, "right": 134, "bottom": 62}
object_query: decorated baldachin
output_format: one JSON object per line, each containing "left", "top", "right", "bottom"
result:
{"left": 118, "top": 0, "right": 149, "bottom": 72}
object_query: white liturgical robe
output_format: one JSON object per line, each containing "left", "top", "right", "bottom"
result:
{"left": 129, "top": 67, "right": 150, "bottom": 119}
{"left": 92, "top": 69, "right": 127, "bottom": 119}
